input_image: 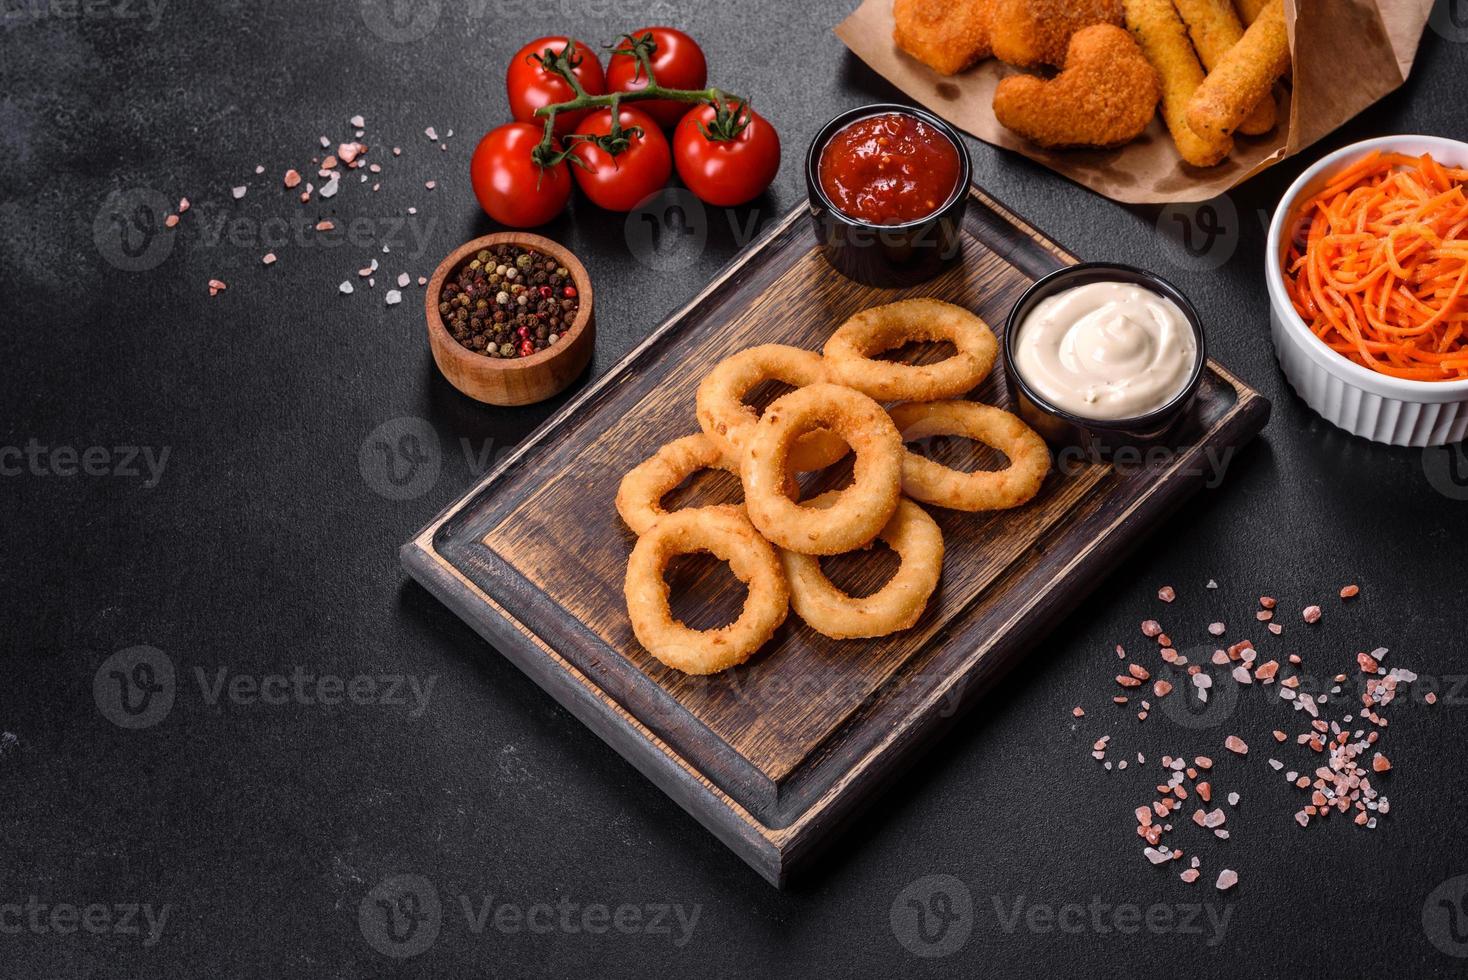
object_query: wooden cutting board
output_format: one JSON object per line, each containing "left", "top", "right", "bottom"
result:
{"left": 401, "top": 187, "right": 1271, "bottom": 887}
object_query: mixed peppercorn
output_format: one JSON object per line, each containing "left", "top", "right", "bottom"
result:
{"left": 440, "top": 244, "right": 580, "bottom": 358}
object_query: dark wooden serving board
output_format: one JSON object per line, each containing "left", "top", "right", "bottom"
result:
{"left": 401, "top": 186, "right": 1271, "bottom": 887}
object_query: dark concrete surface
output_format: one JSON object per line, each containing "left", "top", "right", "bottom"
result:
{"left": 3, "top": 1, "right": 1468, "bottom": 976}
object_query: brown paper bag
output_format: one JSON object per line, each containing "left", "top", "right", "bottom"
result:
{"left": 834, "top": 0, "right": 1436, "bottom": 204}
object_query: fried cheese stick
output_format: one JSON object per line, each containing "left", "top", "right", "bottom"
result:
{"left": 1173, "top": 0, "right": 1275, "bottom": 135}
{"left": 1185, "top": 0, "right": 1290, "bottom": 143}
{"left": 1123, "top": 0, "right": 1232, "bottom": 166}
{"left": 1233, "top": 0, "right": 1269, "bottom": 25}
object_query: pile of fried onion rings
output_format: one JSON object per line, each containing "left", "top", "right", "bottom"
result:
{"left": 617, "top": 298, "right": 1050, "bottom": 675}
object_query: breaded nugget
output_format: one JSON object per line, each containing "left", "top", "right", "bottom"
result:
{"left": 1233, "top": 0, "right": 1269, "bottom": 24}
{"left": 990, "top": 0, "right": 1123, "bottom": 67}
{"left": 1123, "top": 0, "right": 1232, "bottom": 166}
{"left": 992, "top": 24, "right": 1159, "bottom": 149}
{"left": 893, "top": 0, "right": 995, "bottom": 75}
{"left": 1186, "top": 0, "right": 1289, "bottom": 143}
{"left": 1174, "top": 0, "right": 1275, "bottom": 135}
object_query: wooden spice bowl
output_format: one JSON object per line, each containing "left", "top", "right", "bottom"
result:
{"left": 425, "top": 232, "right": 594, "bottom": 406}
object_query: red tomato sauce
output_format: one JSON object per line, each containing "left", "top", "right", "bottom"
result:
{"left": 818, "top": 112, "right": 961, "bottom": 225}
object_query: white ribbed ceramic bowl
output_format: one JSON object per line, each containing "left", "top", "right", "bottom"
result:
{"left": 1265, "top": 135, "right": 1468, "bottom": 446}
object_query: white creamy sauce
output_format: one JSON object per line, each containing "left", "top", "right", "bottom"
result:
{"left": 1014, "top": 281, "right": 1197, "bottom": 420}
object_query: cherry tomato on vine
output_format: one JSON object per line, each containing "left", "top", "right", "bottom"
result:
{"left": 568, "top": 107, "right": 672, "bottom": 212}
{"left": 470, "top": 123, "right": 571, "bottom": 228}
{"left": 606, "top": 27, "right": 708, "bottom": 129}
{"left": 506, "top": 37, "right": 606, "bottom": 137}
{"left": 673, "top": 103, "right": 781, "bottom": 207}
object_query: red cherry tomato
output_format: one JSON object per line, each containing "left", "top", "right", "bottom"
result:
{"left": 569, "top": 107, "right": 672, "bottom": 212}
{"left": 506, "top": 37, "right": 606, "bottom": 137}
{"left": 606, "top": 28, "right": 708, "bottom": 129}
{"left": 469, "top": 123, "right": 571, "bottom": 228}
{"left": 673, "top": 103, "right": 781, "bottom": 207}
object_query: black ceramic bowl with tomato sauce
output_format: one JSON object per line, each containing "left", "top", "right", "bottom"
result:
{"left": 805, "top": 103, "right": 972, "bottom": 287}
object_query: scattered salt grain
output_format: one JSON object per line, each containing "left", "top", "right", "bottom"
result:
{"left": 1227, "top": 792, "right": 1240, "bottom": 805}
{"left": 1224, "top": 735, "right": 1248, "bottom": 755}
{"left": 1208, "top": 622, "right": 1226, "bottom": 636}
{"left": 284, "top": 169, "right": 302, "bottom": 188}
{"left": 1302, "top": 605, "right": 1322, "bottom": 623}
{"left": 385, "top": 290, "right": 402, "bottom": 306}
{"left": 1158, "top": 586, "right": 1176, "bottom": 603}
{"left": 425, "top": 180, "right": 437, "bottom": 190}
{"left": 425, "top": 126, "right": 438, "bottom": 140}
{"left": 397, "top": 273, "right": 410, "bottom": 288}
{"left": 178, "top": 197, "right": 190, "bottom": 212}
{"left": 1206, "top": 579, "right": 1218, "bottom": 589}
{"left": 232, "top": 185, "right": 247, "bottom": 200}
{"left": 207, "top": 278, "right": 227, "bottom": 296}
{"left": 350, "top": 114, "right": 365, "bottom": 128}
{"left": 1215, "top": 869, "right": 1238, "bottom": 891}
{"left": 164, "top": 214, "right": 179, "bottom": 228}
{"left": 261, "top": 252, "right": 276, "bottom": 265}
{"left": 339, "top": 281, "right": 354, "bottom": 294}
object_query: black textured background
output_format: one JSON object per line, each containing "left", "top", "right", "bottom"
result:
{"left": 4, "top": 1, "right": 1468, "bottom": 976}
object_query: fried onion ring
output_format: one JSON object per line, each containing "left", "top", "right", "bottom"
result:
{"left": 616, "top": 434, "right": 741, "bottom": 535}
{"left": 888, "top": 400, "right": 1050, "bottom": 511}
{"left": 782, "top": 493, "right": 944, "bottom": 639}
{"left": 743, "top": 384, "right": 903, "bottom": 555}
{"left": 823, "top": 299, "right": 1000, "bottom": 401}
{"left": 624, "top": 506, "right": 788, "bottom": 675}
{"left": 696, "top": 345, "right": 849, "bottom": 472}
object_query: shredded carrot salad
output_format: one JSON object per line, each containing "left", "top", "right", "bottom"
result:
{"left": 1283, "top": 150, "right": 1468, "bottom": 381}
